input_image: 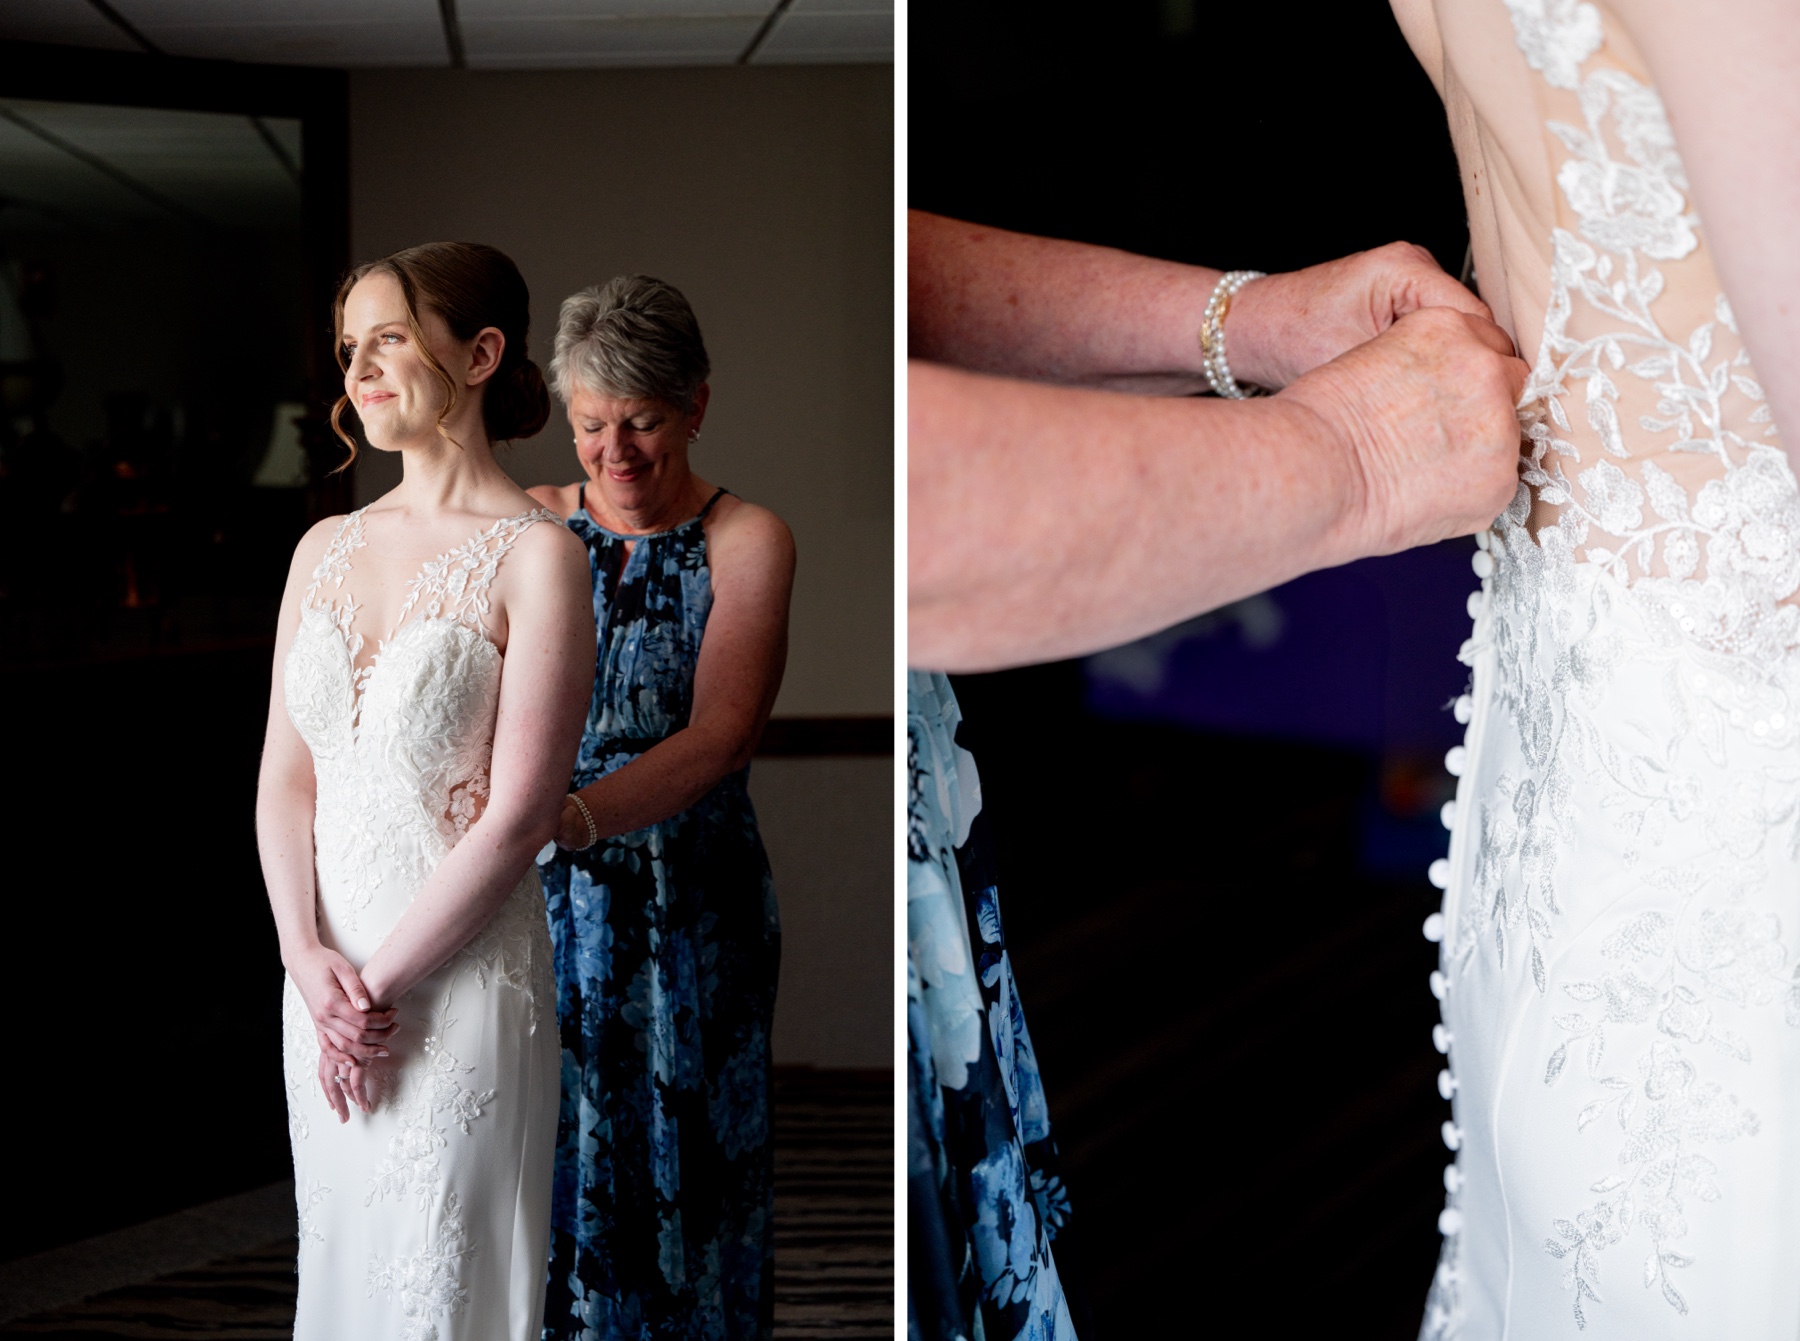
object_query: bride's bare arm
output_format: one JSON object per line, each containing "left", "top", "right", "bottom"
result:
{"left": 908, "top": 211, "right": 1498, "bottom": 393}
{"left": 355, "top": 523, "right": 595, "bottom": 1007}
{"left": 258, "top": 521, "right": 398, "bottom": 1119}
{"left": 910, "top": 307, "right": 1527, "bottom": 672}
{"left": 1609, "top": 0, "right": 1800, "bottom": 458}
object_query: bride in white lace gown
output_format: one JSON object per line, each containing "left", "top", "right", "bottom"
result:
{"left": 256, "top": 243, "right": 594, "bottom": 1340}
{"left": 1389, "top": 0, "right": 1800, "bottom": 1335}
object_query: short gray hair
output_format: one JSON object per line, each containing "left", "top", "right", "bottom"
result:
{"left": 550, "top": 275, "right": 711, "bottom": 411}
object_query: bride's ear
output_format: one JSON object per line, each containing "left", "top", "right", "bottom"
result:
{"left": 467, "top": 327, "right": 505, "bottom": 387}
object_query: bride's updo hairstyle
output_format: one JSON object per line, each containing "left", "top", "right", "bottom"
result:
{"left": 330, "top": 241, "right": 550, "bottom": 463}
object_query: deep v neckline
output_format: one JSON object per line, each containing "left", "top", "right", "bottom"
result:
{"left": 304, "top": 505, "right": 552, "bottom": 730}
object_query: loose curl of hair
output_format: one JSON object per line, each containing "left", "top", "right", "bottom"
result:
{"left": 330, "top": 241, "right": 550, "bottom": 469}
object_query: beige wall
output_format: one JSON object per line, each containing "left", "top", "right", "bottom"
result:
{"left": 750, "top": 756, "right": 892, "bottom": 1068}
{"left": 347, "top": 64, "right": 893, "bottom": 717}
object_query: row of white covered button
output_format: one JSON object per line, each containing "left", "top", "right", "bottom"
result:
{"left": 1429, "top": 545, "right": 1491, "bottom": 1241}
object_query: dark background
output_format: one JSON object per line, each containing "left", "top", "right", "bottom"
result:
{"left": 0, "top": 43, "right": 348, "bottom": 1261}
{"left": 912, "top": 1, "right": 1474, "bottom": 1335}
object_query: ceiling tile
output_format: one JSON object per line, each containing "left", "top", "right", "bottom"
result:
{"left": 0, "top": 0, "right": 889, "bottom": 68}
{"left": 788, "top": 0, "right": 892, "bottom": 13}
{"left": 459, "top": 0, "right": 767, "bottom": 17}
{"left": 462, "top": 14, "right": 762, "bottom": 67}
{"left": 0, "top": 0, "right": 142, "bottom": 52}
{"left": 750, "top": 9, "right": 889, "bottom": 63}
{"left": 114, "top": 0, "right": 426, "bottom": 24}
{"left": 115, "top": 0, "right": 446, "bottom": 66}
{"left": 137, "top": 22, "right": 449, "bottom": 67}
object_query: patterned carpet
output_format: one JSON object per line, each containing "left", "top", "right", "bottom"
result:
{"left": 0, "top": 1069, "right": 892, "bottom": 1339}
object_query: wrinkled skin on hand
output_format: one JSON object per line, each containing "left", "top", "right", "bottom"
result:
{"left": 1230, "top": 241, "right": 1501, "bottom": 390}
{"left": 1279, "top": 304, "right": 1529, "bottom": 556}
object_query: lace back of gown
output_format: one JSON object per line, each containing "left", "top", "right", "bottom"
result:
{"left": 1420, "top": 3, "right": 1800, "bottom": 1337}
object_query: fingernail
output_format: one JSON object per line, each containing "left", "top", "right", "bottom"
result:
{"left": 378, "top": 1050, "right": 390, "bottom": 1058}
{"left": 355, "top": 998, "right": 370, "bottom": 1011}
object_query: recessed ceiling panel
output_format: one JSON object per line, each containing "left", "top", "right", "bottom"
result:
{"left": 0, "top": 0, "right": 140, "bottom": 52}
{"left": 750, "top": 8, "right": 890, "bottom": 63}
{"left": 0, "top": 98, "right": 301, "bottom": 232}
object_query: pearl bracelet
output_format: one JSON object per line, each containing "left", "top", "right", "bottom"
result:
{"left": 1199, "top": 269, "right": 1268, "bottom": 399}
{"left": 567, "top": 792, "right": 598, "bottom": 849}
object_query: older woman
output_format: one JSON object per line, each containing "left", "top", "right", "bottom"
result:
{"left": 527, "top": 275, "right": 794, "bottom": 1340}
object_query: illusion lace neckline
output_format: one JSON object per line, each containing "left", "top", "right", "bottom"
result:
{"left": 300, "top": 505, "right": 556, "bottom": 727}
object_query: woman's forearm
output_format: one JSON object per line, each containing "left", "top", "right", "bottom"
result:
{"left": 908, "top": 362, "right": 1361, "bottom": 672}
{"left": 909, "top": 302, "right": 1526, "bottom": 673}
{"left": 357, "top": 807, "right": 552, "bottom": 1005}
{"left": 574, "top": 725, "right": 748, "bottom": 839}
{"left": 908, "top": 211, "right": 1222, "bottom": 393}
{"left": 257, "top": 772, "right": 323, "bottom": 969}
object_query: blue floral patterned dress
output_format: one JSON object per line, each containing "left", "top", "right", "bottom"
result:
{"left": 539, "top": 485, "right": 780, "bottom": 1341}
{"left": 908, "top": 671, "right": 1076, "bottom": 1341}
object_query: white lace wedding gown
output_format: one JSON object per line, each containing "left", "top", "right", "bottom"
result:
{"left": 279, "top": 506, "right": 560, "bottom": 1341}
{"left": 1416, "top": 1, "right": 1800, "bottom": 1336}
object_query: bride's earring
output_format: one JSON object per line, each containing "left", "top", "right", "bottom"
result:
{"left": 688, "top": 428, "right": 701, "bottom": 442}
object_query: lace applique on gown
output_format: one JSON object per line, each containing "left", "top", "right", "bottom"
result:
{"left": 280, "top": 506, "right": 561, "bottom": 1341}
{"left": 1420, "top": 2, "right": 1800, "bottom": 1337}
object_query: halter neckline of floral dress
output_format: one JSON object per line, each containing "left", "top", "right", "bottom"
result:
{"left": 573, "top": 481, "right": 729, "bottom": 540}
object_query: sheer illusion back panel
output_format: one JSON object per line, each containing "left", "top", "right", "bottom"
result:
{"left": 1440, "top": 0, "right": 1795, "bottom": 628}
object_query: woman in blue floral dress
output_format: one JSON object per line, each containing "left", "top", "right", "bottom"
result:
{"left": 908, "top": 671, "right": 1077, "bottom": 1341}
{"left": 527, "top": 276, "right": 794, "bottom": 1340}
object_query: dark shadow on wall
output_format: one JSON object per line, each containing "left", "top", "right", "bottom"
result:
{"left": 913, "top": 0, "right": 1473, "bottom": 1335}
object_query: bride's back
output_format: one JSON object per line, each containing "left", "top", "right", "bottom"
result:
{"left": 1394, "top": 0, "right": 1796, "bottom": 645}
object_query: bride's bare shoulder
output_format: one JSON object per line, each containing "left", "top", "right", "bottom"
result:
{"left": 287, "top": 512, "right": 354, "bottom": 579}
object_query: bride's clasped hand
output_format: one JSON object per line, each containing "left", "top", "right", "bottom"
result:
{"left": 286, "top": 941, "right": 396, "bottom": 1120}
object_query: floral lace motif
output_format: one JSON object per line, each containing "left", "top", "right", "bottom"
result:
{"left": 366, "top": 1191, "right": 474, "bottom": 1341}
{"left": 1433, "top": 2, "right": 1800, "bottom": 1334}
{"left": 297, "top": 1179, "right": 331, "bottom": 1265}
{"left": 282, "top": 506, "right": 559, "bottom": 1333}
{"left": 364, "top": 986, "right": 498, "bottom": 1211}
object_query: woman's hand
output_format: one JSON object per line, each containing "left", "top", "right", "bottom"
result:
{"left": 553, "top": 793, "right": 593, "bottom": 850}
{"left": 1229, "top": 242, "right": 1498, "bottom": 391}
{"left": 1279, "top": 304, "right": 1528, "bottom": 557}
{"left": 316, "top": 1031, "right": 375, "bottom": 1120}
{"left": 287, "top": 943, "right": 397, "bottom": 1062}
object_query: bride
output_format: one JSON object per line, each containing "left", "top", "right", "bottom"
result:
{"left": 1392, "top": 0, "right": 1800, "bottom": 1335}
{"left": 256, "top": 242, "right": 594, "bottom": 1339}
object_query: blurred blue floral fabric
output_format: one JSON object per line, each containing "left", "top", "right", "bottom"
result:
{"left": 540, "top": 486, "right": 780, "bottom": 1340}
{"left": 908, "top": 671, "right": 1076, "bottom": 1341}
